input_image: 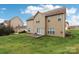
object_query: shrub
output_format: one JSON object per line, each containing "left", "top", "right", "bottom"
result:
{"left": 0, "top": 24, "right": 14, "bottom": 36}
{"left": 19, "top": 30, "right": 26, "bottom": 33}
{"left": 65, "top": 30, "right": 72, "bottom": 37}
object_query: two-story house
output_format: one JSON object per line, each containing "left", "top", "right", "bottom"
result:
{"left": 27, "top": 7, "right": 66, "bottom": 37}
{"left": 4, "top": 16, "right": 24, "bottom": 33}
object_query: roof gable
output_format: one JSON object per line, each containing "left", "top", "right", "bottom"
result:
{"left": 27, "top": 7, "right": 66, "bottom": 21}
{"left": 9, "top": 16, "right": 23, "bottom": 25}
{"left": 34, "top": 11, "right": 40, "bottom": 18}
{"left": 27, "top": 11, "right": 43, "bottom": 21}
{"left": 27, "top": 16, "right": 34, "bottom": 21}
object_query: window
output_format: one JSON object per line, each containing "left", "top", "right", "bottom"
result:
{"left": 36, "top": 21, "right": 40, "bottom": 23}
{"left": 48, "top": 27, "right": 55, "bottom": 34}
{"left": 57, "top": 15, "right": 62, "bottom": 21}
{"left": 28, "top": 28, "right": 31, "bottom": 32}
{"left": 37, "top": 28, "right": 40, "bottom": 33}
{"left": 47, "top": 17, "right": 51, "bottom": 22}
{"left": 36, "top": 17, "right": 40, "bottom": 23}
{"left": 37, "top": 28, "right": 42, "bottom": 34}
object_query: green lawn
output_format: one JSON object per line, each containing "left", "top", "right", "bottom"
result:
{"left": 0, "top": 30, "right": 79, "bottom": 54}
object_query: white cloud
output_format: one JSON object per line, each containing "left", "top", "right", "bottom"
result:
{"left": 0, "top": 8, "right": 7, "bottom": 14}
{"left": 27, "top": 6, "right": 43, "bottom": 11}
{"left": 0, "top": 8, "right": 7, "bottom": 10}
{"left": 69, "top": 15, "right": 79, "bottom": 26}
{"left": 21, "top": 11, "right": 25, "bottom": 14}
{"left": 0, "top": 18, "right": 6, "bottom": 23}
{"left": 21, "top": 5, "right": 43, "bottom": 15}
{"left": 66, "top": 8, "right": 77, "bottom": 16}
{"left": 23, "top": 21, "right": 27, "bottom": 26}
{"left": 1, "top": 8, "right": 7, "bottom": 10}
{"left": 21, "top": 4, "right": 79, "bottom": 26}
{"left": 21, "top": 4, "right": 77, "bottom": 16}
{"left": 21, "top": 4, "right": 62, "bottom": 15}
{"left": 41, "top": 5, "right": 62, "bottom": 9}
{"left": 66, "top": 8, "right": 78, "bottom": 26}
{"left": 40, "top": 5, "right": 62, "bottom": 12}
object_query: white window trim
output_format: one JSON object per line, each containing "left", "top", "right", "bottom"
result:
{"left": 37, "top": 28, "right": 43, "bottom": 35}
{"left": 47, "top": 17, "right": 51, "bottom": 22}
{"left": 57, "top": 15, "right": 62, "bottom": 21}
{"left": 48, "top": 27, "right": 55, "bottom": 34}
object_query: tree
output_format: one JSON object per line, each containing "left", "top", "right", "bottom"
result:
{"left": 0, "top": 23, "right": 14, "bottom": 36}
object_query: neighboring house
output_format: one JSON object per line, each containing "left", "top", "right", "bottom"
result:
{"left": 69, "top": 26, "right": 79, "bottom": 30}
{"left": 0, "top": 23, "right": 5, "bottom": 29}
{"left": 27, "top": 16, "right": 34, "bottom": 33}
{"left": 4, "top": 16, "right": 24, "bottom": 33}
{"left": 27, "top": 7, "right": 66, "bottom": 37}
{"left": 3, "top": 20, "right": 10, "bottom": 27}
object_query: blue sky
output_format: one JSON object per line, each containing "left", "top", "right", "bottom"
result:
{"left": 0, "top": 4, "right": 79, "bottom": 26}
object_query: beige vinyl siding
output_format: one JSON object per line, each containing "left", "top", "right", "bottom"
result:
{"left": 34, "top": 13, "right": 45, "bottom": 35}
{"left": 27, "top": 8, "right": 66, "bottom": 37}
{"left": 47, "top": 14, "right": 65, "bottom": 37}
{"left": 27, "top": 20, "right": 34, "bottom": 33}
{"left": 10, "top": 17, "right": 23, "bottom": 32}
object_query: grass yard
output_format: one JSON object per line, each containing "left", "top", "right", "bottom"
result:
{"left": 0, "top": 30, "right": 79, "bottom": 53}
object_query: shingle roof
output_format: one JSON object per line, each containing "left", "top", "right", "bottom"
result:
{"left": 27, "top": 16, "right": 34, "bottom": 21}
{"left": 9, "top": 16, "right": 23, "bottom": 24}
{"left": 44, "top": 7, "right": 66, "bottom": 16}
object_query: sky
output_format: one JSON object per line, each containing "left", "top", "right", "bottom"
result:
{"left": 0, "top": 4, "right": 79, "bottom": 26}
